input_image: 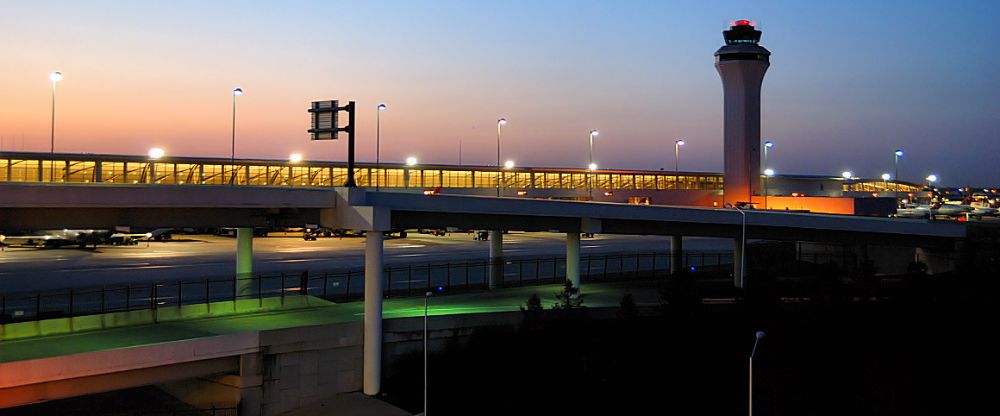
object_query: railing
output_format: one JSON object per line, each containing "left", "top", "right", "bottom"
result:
{"left": 0, "top": 251, "right": 734, "bottom": 325}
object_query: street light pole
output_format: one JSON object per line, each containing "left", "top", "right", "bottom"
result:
{"left": 749, "top": 330, "right": 765, "bottom": 416}
{"left": 496, "top": 118, "right": 506, "bottom": 197}
{"left": 423, "top": 291, "right": 432, "bottom": 416}
{"left": 231, "top": 87, "right": 243, "bottom": 185}
{"left": 589, "top": 130, "right": 599, "bottom": 199}
{"left": 725, "top": 202, "right": 747, "bottom": 288}
{"left": 49, "top": 71, "right": 62, "bottom": 181}
{"left": 894, "top": 149, "right": 904, "bottom": 204}
{"left": 763, "top": 141, "right": 774, "bottom": 209}
{"left": 376, "top": 103, "right": 386, "bottom": 190}
{"left": 674, "top": 139, "right": 685, "bottom": 189}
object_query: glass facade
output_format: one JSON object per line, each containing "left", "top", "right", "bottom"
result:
{"left": 0, "top": 152, "right": 735, "bottom": 192}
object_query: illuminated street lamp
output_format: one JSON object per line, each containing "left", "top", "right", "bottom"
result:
{"left": 881, "top": 172, "right": 891, "bottom": 194}
{"left": 289, "top": 153, "right": 303, "bottom": 163}
{"left": 406, "top": 156, "right": 418, "bottom": 166}
{"left": 893, "top": 149, "right": 903, "bottom": 200}
{"left": 841, "top": 171, "right": 853, "bottom": 180}
{"left": 589, "top": 130, "right": 599, "bottom": 198}
{"left": 496, "top": 118, "right": 507, "bottom": 197}
{"left": 749, "top": 330, "right": 766, "bottom": 416}
{"left": 148, "top": 147, "right": 165, "bottom": 160}
{"left": 49, "top": 71, "right": 62, "bottom": 155}
{"left": 147, "top": 147, "right": 164, "bottom": 184}
{"left": 763, "top": 140, "right": 774, "bottom": 169}
{"left": 49, "top": 71, "right": 63, "bottom": 181}
{"left": 230, "top": 87, "right": 244, "bottom": 185}
{"left": 504, "top": 160, "right": 515, "bottom": 169}
{"left": 674, "top": 139, "right": 685, "bottom": 189}
{"left": 376, "top": 103, "right": 387, "bottom": 190}
{"left": 926, "top": 174, "right": 938, "bottom": 184}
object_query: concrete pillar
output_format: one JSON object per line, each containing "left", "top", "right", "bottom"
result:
{"left": 363, "top": 231, "right": 384, "bottom": 396}
{"left": 566, "top": 232, "right": 581, "bottom": 289}
{"left": 236, "top": 227, "right": 254, "bottom": 297}
{"left": 488, "top": 230, "right": 503, "bottom": 289}
{"left": 733, "top": 237, "right": 745, "bottom": 288}
{"left": 670, "top": 235, "right": 683, "bottom": 275}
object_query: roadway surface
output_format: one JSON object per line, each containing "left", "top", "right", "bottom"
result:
{"left": 0, "top": 232, "right": 730, "bottom": 293}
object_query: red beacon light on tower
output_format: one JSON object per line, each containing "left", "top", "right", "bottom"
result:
{"left": 731, "top": 19, "right": 755, "bottom": 27}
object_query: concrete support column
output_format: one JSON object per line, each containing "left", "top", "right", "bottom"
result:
{"left": 566, "top": 232, "right": 581, "bottom": 289}
{"left": 488, "top": 230, "right": 503, "bottom": 289}
{"left": 734, "top": 237, "right": 745, "bottom": 288}
{"left": 238, "top": 353, "right": 263, "bottom": 416}
{"left": 670, "top": 235, "right": 683, "bottom": 275}
{"left": 363, "top": 231, "right": 384, "bottom": 396}
{"left": 236, "top": 227, "right": 254, "bottom": 297}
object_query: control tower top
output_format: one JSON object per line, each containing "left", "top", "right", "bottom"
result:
{"left": 723, "top": 20, "right": 762, "bottom": 45}
{"left": 715, "top": 19, "right": 770, "bottom": 61}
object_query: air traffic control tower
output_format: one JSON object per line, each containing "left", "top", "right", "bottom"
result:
{"left": 716, "top": 19, "right": 770, "bottom": 205}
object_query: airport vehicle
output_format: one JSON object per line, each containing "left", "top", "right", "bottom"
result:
{"left": 0, "top": 229, "right": 110, "bottom": 248}
{"left": 216, "top": 227, "right": 269, "bottom": 237}
{"left": 418, "top": 228, "right": 447, "bottom": 236}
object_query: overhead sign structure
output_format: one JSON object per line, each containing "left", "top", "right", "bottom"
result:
{"left": 309, "top": 100, "right": 358, "bottom": 187}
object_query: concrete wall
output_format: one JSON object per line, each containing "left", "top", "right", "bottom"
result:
{"left": 0, "top": 296, "right": 325, "bottom": 341}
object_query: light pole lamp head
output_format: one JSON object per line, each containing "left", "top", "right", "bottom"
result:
{"left": 289, "top": 153, "right": 303, "bottom": 163}
{"left": 377, "top": 103, "right": 387, "bottom": 111}
{"left": 881, "top": 173, "right": 891, "bottom": 181}
{"left": 49, "top": 71, "right": 63, "bottom": 83}
{"left": 497, "top": 117, "right": 507, "bottom": 126}
{"left": 894, "top": 149, "right": 904, "bottom": 158}
{"left": 764, "top": 140, "right": 774, "bottom": 149}
{"left": 233, "top": 87, "right": 244, "bottom": 96}
{"left": 147, "top": 147, "right": 165, "bottom": 160}
{"left": 842, "top": 171, "right": 853, "bottom": 179}
{"left": 755, "top": 330, "right": 766, "bottom": 339}
{"left": 763, "top": 168, "right": 775, "bottom": 177}
{"left": 588, "top": 162, "right": 598, "bottom": 171}
{"left": 504, "top": 160, "right": 515, "bottom": 169}
{"left": 590, "top": 129, "right": 599, "bottom": 138}
{"left": 926, "top": 174, "right": 938, "bottom": 183}
{"left": 406, "top": 156, "right": 418, "bottom": 166}
{"left": 675, "top": 139, "right": 685, "bottom": 147}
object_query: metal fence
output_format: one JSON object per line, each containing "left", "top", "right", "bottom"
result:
{"left": 0, "top": 251, "right": 735, "bottom": 324}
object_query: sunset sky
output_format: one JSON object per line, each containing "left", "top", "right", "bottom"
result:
{"left": 1, "top": 0, "right": 997, "bottom": 185}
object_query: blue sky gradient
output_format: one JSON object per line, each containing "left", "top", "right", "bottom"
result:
{"left": 1, "top": 0, "right": 997, "bottom": 185}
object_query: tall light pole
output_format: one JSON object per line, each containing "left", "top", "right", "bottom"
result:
{"left": 589, "top": 130, "right": 599, "bottom": 198}
{"left": 423, "top": 291, "right": 432, "bottom": 416}
{"left": 762, "top": 141, "right": 774, "bottom": 209}
{"left": 674, "top": 139, "right": 685, "bottom": 189}
{"left": 893, "top": 149, "right": 904, "bottom": 203}
{"left": 458, "top": 137, "right": 463, "bottom": 165}
{"left": 49, "top": 71, "right": 63, "bottom": 181}
{"left": 496, "top": 118, "right": 507, "bottom": 197}
{"left": 230, "top": 87, "right": 244, "bottom": 185}
{"left": 376, "top": 103, "right": 386, "bottom": 190}
{"left": 763, "top": 168, "right": 774, "bottom": 209}
{"left": 724, "top": 202, "right": 747, "bottom": 288}
{"left": 749, "top": 330, "right": 765, "bottom": 416}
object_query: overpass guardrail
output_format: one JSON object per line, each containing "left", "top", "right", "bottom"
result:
{"left": 0, "top": 251, "right": 739, "bottom": 324}
{"left": 0, "top": 250, "right": 857, "bottom": 325}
